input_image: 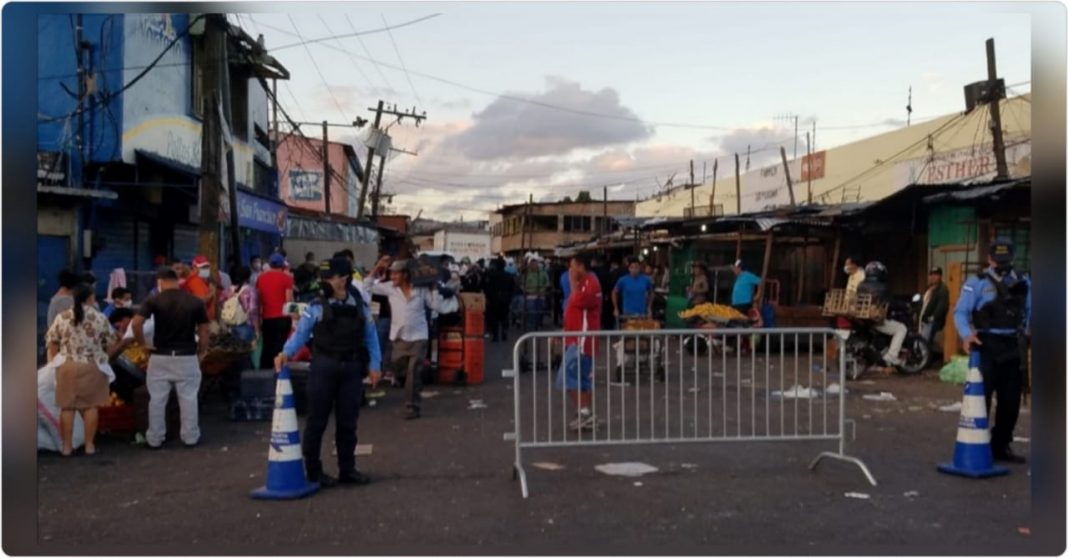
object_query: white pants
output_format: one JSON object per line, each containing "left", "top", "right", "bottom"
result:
{"left": 145, "top": 355, "right": 201, "bottom": 447}
{"left": 874, "top": 319, "right": 908, "bottom": 362}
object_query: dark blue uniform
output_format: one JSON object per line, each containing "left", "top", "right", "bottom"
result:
{"left": 284, "top": 286, "right": 380, "bottom": 482}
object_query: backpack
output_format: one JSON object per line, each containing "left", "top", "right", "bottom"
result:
{"left": 221, "top": 286, "right": 249, "bottom": 326}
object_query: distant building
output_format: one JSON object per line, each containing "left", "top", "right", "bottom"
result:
{"left": 491, "top": 200, "right": 635, "bottom": 256}
{"left": 276, "top": 134, "right": 364, "bottom": 219}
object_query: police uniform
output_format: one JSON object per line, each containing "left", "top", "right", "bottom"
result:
{"left": 282, "top": 258, "right": 381, "bottom": 485}
{"left": 953, "top": 240, "right": 1031, "bottom": 463}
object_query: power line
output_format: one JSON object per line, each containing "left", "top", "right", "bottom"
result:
{"left": 316, "top": 14, "right": 375, "bottom": 98}
{"left": 345, "top": 14, "right": 397, "bottom": 94}
{"left": 380, "top": 14, "right": 424, "bottom": 108}
{"left": 286, "top": 14, "right": 351, "bottom": 123}
{"left": 270, "top": 13, "right": 442, "bottom": 52}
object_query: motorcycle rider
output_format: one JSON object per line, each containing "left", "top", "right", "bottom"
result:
{"left": 855, "top": 261, "right": 907, "bottom": 368}
{"left": 953, "top": 240, "right": 1031, "bottom": 463}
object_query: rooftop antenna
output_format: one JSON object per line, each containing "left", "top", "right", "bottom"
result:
{"left": 906, "top": 86, "right": 913, "bottom": 127}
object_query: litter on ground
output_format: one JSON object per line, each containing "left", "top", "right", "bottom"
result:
{"left": 420, "top": 391, "right": 439, "bottom": 399}
{"left": 904, "top": 490, "right": 920, "bottom": 498}
{"left": 355, "top": 444, "right": 373, "bottom": 456}
{"left": 532, "top": 462, "right": 565, "bottom": 471}
{"left": 680, "top": 463, "right": 698, "bottom": 469}
{"left": 844, "top": 492, "right": 871, "bottom": 500}
{"left": 468, "top": 399, "right": 487, "bottom": 410}
{"left": 863, "top": 392, "right": 897, "bottom": 402}
{"left": 826, "top": 383, "right": 845, "bottom": 395}
{"left": 771, "top": 385, "right": 819, "bottom": 399}
{"left": 594, "top": 462, "right": 659, "bottom": 477}
{"left": 938, "top": 402, "right": 962, "bottom": 412}
{"left": 633, "top": 482, "right": 643, "bottom": 487}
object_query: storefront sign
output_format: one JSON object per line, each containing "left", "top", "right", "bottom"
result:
{"left": 739, "top": 158, "right": 802, "bottom": 214}
{"left": 237, "top": 191, "right": 287, "bottom": 235}
{"left": 893, "top": 140, "right": 1031, "bottom": 189}
{"left": 289, "top": 170, "right": 323, "bottom": 201}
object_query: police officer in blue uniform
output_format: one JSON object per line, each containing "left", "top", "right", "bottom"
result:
{"left": 953, "top": 239, "right": 1031, "bottom": 464}
{"left": 275, "top": 257, "right": 381, "bottom": 486}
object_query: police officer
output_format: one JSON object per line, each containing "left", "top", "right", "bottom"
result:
{"left": 275, "top": 257, "right": 381, "bottom": 486}
{"left": 953, "top": 239, "right": 1031, "bottom": 464}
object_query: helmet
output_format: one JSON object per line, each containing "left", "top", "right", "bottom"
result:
{"left": 863, "top": 261, "right": 887, "bottom": 282}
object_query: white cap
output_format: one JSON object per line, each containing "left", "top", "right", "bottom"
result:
{"left": 733, "top": 259, "right": 743, "bottom": 269}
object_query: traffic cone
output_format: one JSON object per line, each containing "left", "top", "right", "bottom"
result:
{"left": 937, "top": 351, "right": 1009, "bottom": 479}
{"left": 250, "top": 366, "right": 320, "bottom": 499}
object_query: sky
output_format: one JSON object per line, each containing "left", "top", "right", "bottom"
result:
{"left": 233, "top": 2, "right": 1031, "bottom": 221}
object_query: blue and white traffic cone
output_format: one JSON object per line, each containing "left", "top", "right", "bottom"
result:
{"left": 937, "top": 351, "right": 1009, "bottom": 479}
{"left": 251, "top": 366, "right": 320, "bottom": 499}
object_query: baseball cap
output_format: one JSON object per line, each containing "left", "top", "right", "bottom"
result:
{"left": 389, "top": 259, "right": 410, "bottom": 272}
{"left": 319, "top": 257, "right": 353, "bottom": 279}
{"left": 268, "top": 253, "right": 286, "bottom": 268}
{"left": 929, "top": 267, "right": 943, "bottom": 275}
{"left": 733, "top": 259, "right": 744, "bottom": 269}
{"left": 989, "top": 240, "right": 1015, "bottom": 265}
{"left": 192, "top": 255, "right": 210, "bottom": 268}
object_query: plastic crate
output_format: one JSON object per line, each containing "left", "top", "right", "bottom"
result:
{"left": 821, "top": 289, "right": 887, "bottom": 321}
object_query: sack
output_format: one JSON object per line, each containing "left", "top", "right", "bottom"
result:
{"left": 221, "top": 286, "right": 249, "bottom": 326}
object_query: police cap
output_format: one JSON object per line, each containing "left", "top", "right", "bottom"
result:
{"left": 320, "top": 257, "right": 353, "bottom": 279}
{"left": 989, "top": 240, "right": 1015, "bottom": 265}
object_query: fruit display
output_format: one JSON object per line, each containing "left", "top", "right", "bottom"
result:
{"left": 678, "top": 303, "right": 747, "bottom": 321}
{"left": 122, "top": 343, "right": 151, "bottom": 369}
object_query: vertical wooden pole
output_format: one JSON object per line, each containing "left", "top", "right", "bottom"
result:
{"left": 756, "top": 231, "right": 774, "bottom": 304}
{"left": 780, "top": 146, "right": 796, "bottom": 207}
{"left": 827, "top": 232, "right": 841, "bottom": 291}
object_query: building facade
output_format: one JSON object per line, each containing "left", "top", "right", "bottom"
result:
{"left": 491, "top": 200, "right": 635, "bottom": 256}
{"left": 276, "top": 134, "right": 364, "bottom": 219}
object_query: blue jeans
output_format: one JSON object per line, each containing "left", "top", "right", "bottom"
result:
{"left": 524, "top": 297, "right": 545, "bottom": 331}
{"left": 555, "top": 344, "right": 593, "bottom": 391}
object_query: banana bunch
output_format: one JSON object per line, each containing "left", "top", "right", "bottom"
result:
{"left": 678, "top": 303, "right": 747, "bottom": 321}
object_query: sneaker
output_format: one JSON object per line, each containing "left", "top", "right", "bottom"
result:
{"left": 569, "top": 413, "right": 599, "bottom": 431}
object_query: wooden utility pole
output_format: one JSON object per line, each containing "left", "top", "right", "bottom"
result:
{"left": 906, "top": 86, "right": 913, "bottom": 127}
{"left": 197, "top": 14, "right": 226, "bottom": 272}
{"left": 780, "top": 146, "right": 796, "bottom": 206}
{"left": 602, "top": 185, "right": 608, "bottom": 235}
{"left": 272, "top": 79, "right": 279, "bottom": 151}
{"left": 755, "top": 231, "right": 774, "bottom": 304}
{"left": 827, "top": 233, "right": 841, "bottom": 291}
{"left": 806, "top": 132, "right": 813, "bottom": 204}
{"left": 689, "top": 159, "right": 696, "bottom": 216}
{"left": 371, "top": 152, "right": 387, "bottom": 217}
{"left": 745, "top": 145, "right": 751, "bottom": 172}
{"left": 357, "top": 100, "right": 384, "bottom": 219}
{"left": 709, "top": 159, "right": 718, "bottom": 215}
{"left": 358, "top": 102, "right": 426, "bottom": 219}
{"left": 985, "top": 38, "right": 1009, "bottom": 180}
{"left": 322, "top": 120, "right": 331, "bottom": 216}
{"left": 222, "top": 34, "right": 240, "bottom": 268}
{"left": 734, "top": 153, "right": 742, "bottom": 215}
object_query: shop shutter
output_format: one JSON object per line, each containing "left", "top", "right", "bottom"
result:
{"left": 173, "top": 225, "right": 199, "bottom": 264}
{"left": 90, "top": 212, "right": 138, "bottom": 299}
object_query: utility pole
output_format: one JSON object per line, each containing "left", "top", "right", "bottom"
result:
{"left": 806, "top": 132, "right": 813, "bottom": 204}
{"left": 221, "top": 27, "right": 240, "bottom": 268}
{"left": 709, "top": 158, "right": 718, "bottom": 215}
{"left": 985, "top": 38, "right": 1009, "bottom": 180}
{"left": 745, "top": 145, "right": 751, "bottom": 172}
{"left": 793, "top": 115, "right": 799, "bottom": 160}
{"left": 689, "top": 159, "right": 695, "bottom": 217}
{"left": 602, "top": 185, "right": 608, "bottom": 235}
{"left": 358, "top": 101, "right": 426, "bottom": 219}
{"left": 734, "top": 153, "right": 742, "bottom": 215}
{"left": 357, "top": 100, "right": 384, "bottom": 219}
{"left": 322, "top": 120, "right": 331, "bottom": 216}
{"left": 780, "top": 146, "right": 796, "bottom": 207}
{"left": 906, "top": 86, "right": 913, "bottom": 127}
{"left": 197, "top": 13, "right": 226, "bottom": 273}
{"left": 371, "top": 153, "right": 388, "bottom": 218}
{"left": 702, "top": 161, "right": 707, "bottom": 184}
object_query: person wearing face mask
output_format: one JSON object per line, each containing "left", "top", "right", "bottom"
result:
{"left": 103, "top": 288, "right": 133, "bottom": 318}
{"left": 181, "top": 256, "right": 218, "bottom": 321}
{"left": 953, "top": 240, "right": 1031, "bottom": 464}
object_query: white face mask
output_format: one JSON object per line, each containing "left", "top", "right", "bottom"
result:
{"left": 843, "top": 266, "right": 851, "bottom": 275}
{"left": 198, "top": 269, "right": 211, "bottom": 279}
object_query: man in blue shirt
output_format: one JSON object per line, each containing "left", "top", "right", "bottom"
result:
{"left": 953, "top": 240, "right": 1031, "bottom": 464}
{"left": 612, "top": 258, "right": 654, "bottom": 324}
{"left": 731, "top": 260, "right": 762, "bottom": 314}
{"left": 274, "top": 258, "right": 381, "bottom": 487}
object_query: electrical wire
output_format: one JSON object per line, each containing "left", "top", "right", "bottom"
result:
{"left": 270, "top": 13, "right": 442, "bottom": 52}
{"left": 380, "top": 14, "right": 424, "bottom": 108}
{"left": 286, "top": 14, "right": 351, "bottom": 123}
{"left": 39, "top": 14, "right": 207, "bottom": 123}
{"left": 316, "top": 14, "right": 375, "bottom": 98}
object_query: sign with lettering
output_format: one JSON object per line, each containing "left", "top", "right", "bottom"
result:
{"left": 237, "top": 190, "right": 287, "bottom": 235}
{"left": 739, "top": 158, "right": 802, "bottom": 214}
{"left": 893, "top": 140, "right": 1031, "bottom": 189}
{"left": 289, "top": 170, "right": 323, "bottom": 201}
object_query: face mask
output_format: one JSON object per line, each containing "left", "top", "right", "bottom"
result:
{"left": 114, "top": 300, "right": 127, "bottom": 308}
{"left": 843, "top": 266, "right": 851, "bottom": 274}
{"left": 993, "top": 264, "right": 1013, "bottom": 275}
{"left": 198, "top": 269, "right": 211, "bottom": 279}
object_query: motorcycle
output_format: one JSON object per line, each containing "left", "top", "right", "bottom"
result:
{"left": 844, "top": 294, "right": 931, "bottom": 377}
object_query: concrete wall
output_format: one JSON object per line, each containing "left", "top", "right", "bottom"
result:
{"left": 276, "top": 136, "right": 358, "bottom": 217}
{"left": 637, "top": 95, "right": 1032, "bottom": 218}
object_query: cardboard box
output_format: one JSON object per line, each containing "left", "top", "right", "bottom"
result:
{"left": 459, "top": 292, "right": 486, "bottom": 313}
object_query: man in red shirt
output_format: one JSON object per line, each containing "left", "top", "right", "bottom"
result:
{"left": 556, "top": 254, "right": 602, "bottom": 431}
{"left": 182, "top": 256, "right": 218, "bottom": 321}
{"left": 256, "top": 253, "right": 295, "bottom": 370}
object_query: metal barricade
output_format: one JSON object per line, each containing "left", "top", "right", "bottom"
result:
{"left": 503, "top": 327, "right": 876, "bottom": 498}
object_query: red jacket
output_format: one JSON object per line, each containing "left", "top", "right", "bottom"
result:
{"left": 563, "top": 272, "right": 602, "bottom": 355}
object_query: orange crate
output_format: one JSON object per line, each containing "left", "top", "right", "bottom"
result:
{"left": 463, "top": 310, "right": 485, "bottom": 337}
{"left": 463, "top": 338, "right": 485, "bottom": 385}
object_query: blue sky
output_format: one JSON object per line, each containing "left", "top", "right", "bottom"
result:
{"left": 237, "top": 2, "right": 1031, "bottom": 219}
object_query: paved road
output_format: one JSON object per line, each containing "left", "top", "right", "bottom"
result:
{"left": 37, "top": 328, "right": 1032, "bottom": 554}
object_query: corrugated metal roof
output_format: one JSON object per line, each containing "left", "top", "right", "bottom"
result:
{"left": 922, "top": 179, "right": 1029, "bottom": 203}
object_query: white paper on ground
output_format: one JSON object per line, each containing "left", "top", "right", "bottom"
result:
{"left": 939, "top": 402, "right": 962, "bottom": 412}
{"left": 532, "top": 462, "right": 565, "bottom": 471}
{"left": 862, "top": 392, "right": 897, "bottom": 402}
{"left": 844, "top": 492, "right": 871, "bottom": 500}
{"left": 594, "top": 462, "right": 659, "bottom": 477}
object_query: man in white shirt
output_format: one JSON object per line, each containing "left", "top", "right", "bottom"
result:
{"left": 365, "top": 258, "right": 454, "bottom": 420}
